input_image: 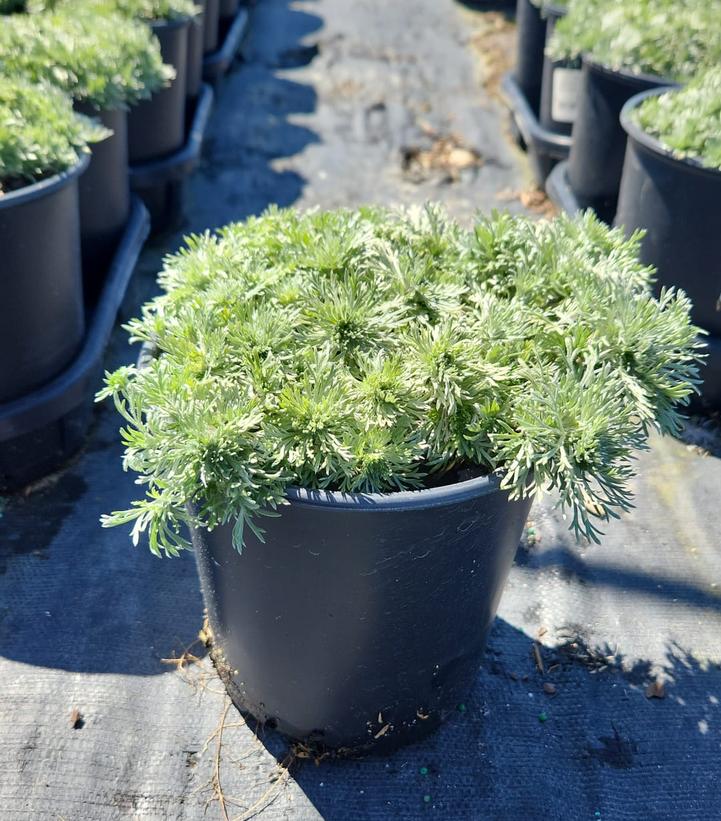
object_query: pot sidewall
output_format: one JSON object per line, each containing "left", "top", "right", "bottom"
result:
{"left": 192, "top": 479, "right": 533, "bottom": 752}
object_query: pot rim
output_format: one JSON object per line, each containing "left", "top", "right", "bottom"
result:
{"left": 150, "top": 15, "right": 195, "bottom": 31}
{"left": 621, "top": 87, "right": 721, "bottom": 182}
{"left": 583, "top": 56, "right": 675, "bottom": 90}
{"left": 0, "top": 151, "right": 90, "bottom": 211}
{"left": 283, "top": 472, "right": 505, "bottom": 510}
{"left": 542, "top": 3, "right": 567, "bottom": 21}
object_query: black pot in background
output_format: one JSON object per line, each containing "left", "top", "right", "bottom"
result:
{"left": 75, "top": 104, "right": 131, "bottom": 296}
{"left": 514, "top": 0, "right": 546, "bottom": 114}
{"left": 0, "top": 155, "right": 89, "bottom": 404}
{"left": 192, "top": 475, "right": 533, "bottom": 753}
{"left": 187, "top": 5, "right": 205, "bottom": 102}
{"left": 128, "top": 17, "right": 190, "bottom": 165}
{"left": 204, "top": 0, "right": 220, "bottom": 53}
{"left": 567, "top": 59, "right": 672, "bottom": 221}
{"left": 539, "top": 4, "right": 579, "bottom": 138}
{"left": 218, "top": 0, "right": 240, "bottom": 20}
{"left": 616, "top": 88, "right": 721, "bottom": 338}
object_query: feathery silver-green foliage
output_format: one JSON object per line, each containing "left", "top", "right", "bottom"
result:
{"left": 38, "top": 0, "right": 199, "bottom": 21}
{"left": 98, "top": 206, "right": 702, "bottom": 556}
{"left": 0, "top": 77, "right": 108, "bottom": 192}
{"left": 0, "top": 10, "right": 173, "bottom": 111}
{"left": 634, "top": 68, "right": 721, "bottom": 171}
{"left": 549, "top": 0, "right": 721, "bottom": 81}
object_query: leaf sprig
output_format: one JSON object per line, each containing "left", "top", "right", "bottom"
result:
{"left": 99, "top": 206, "right": 702, "bottom": 555}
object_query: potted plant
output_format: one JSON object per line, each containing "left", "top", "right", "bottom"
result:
{"left": 0, "top": 78, "right": 106, "bottom": 403}
{"left": 0, "top": 8, "right": 172, "bottom": 288}
{"left": 504, "top": 0, "right": 572, "bottom": 185}
{"left": 616, "top": 67, "right": 721, "bottom": 408}
{"left": 99, "top": 205, "right": 700, "bottom": 753}
{"left": 548, "top": 0, "right": 720, "bottom": 219}
{"left": 514, "top": 0, "right": 547, "bottom": 113}
{"left": 538, "top": 0, "right": 578, "bottom": 138}
{"left": 218, "top": 0, "right": 238, "bottom": 22}
{"left": 68, "top": 0, "right": 199, "bottom": 164}
{"left": 202, "top": 0, "right": 219, "bottom": 55}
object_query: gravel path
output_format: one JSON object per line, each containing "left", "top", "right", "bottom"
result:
{"left": 1, "top": 1, "right": 720, "bottom": 819}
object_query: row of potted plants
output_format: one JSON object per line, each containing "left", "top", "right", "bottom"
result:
{"left": 507, "top": 0, "right": 721, "bottom": 408}
{"left": 99, "top": 204, "right": 702, "bottom": 753}
{"left": 508, "top": 0, "right": 720, "bottom": 200}
{"left": 0, "top": 0, "right": 248, "bottom": 490}
{"left": 545, "top": 0, "right": 721, "bottom": 218}
{"left": 614, "top": 69, "right": 721, "bottom": 408}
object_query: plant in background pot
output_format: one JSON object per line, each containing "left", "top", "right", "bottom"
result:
{"left": 0, "top": 78, "right": 107, "bottom": 404}
{"left": 514, "top": 0, "right": 567, "bottom": 116}
{"left": 99, "top": 205, "right": 701, "bottom": 753}
{"left": 549, "top": 0, "right": 721, "bottom": 219}
{"left": 0, "top": 9, "right": 172, "bottom": 288}
{"left": 63, "top": 0, "right": 199, "bottom": 164}
{"left": 537, "top": 0, "right": 579, "bottom": 138}
{"left": 616, "top": 67, "right": 721, "bottom": 409}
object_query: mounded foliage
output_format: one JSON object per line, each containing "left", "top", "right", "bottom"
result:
{"left": 634, "top": 67, "right": 721, "bottom": 171}
{"left": 99, "top": 206, "right": 702, "bottom": 556}
{"left": 0, "top": 10, "right": 173, "bottom": 111}
{"left": 549, "top": 0, "right": 721, "bottom": 81}
{"left": 0, "top": 77, "right": 107, "bottom": 192}
{"left": 39, "top": 0, "right": 199, "bottom": 22}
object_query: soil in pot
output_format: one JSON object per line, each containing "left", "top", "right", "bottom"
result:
{"left": 192, "top": 476, "right": 533, "bottom": 753}
{"left": 75, "top": 104, "right": 131, "bottom": 295}
{"left": 128, "top": 18, "right": 190, "bottom": 165}
{"left": 615, "top": 88, "right": 721, "bottom": 338}
{"left": 567, "top": 60, "right": 672, "bottom": 221}
{"left": 0, "top": 156, "right": 88, "bottom": 404}
{"left": 514, "top": 0, "right": 546, "bottom": 114}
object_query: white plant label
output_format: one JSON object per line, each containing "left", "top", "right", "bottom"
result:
{"left": 551, "top": 67, "right": 581, "bottom": 124}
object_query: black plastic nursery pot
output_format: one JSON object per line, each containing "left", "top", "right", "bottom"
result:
{"left": 514, "top": 0, "right": 546, "bottom": 114}
{"left": 187, "top": 7, "right": 205, "bottom": 103}
{"left": 538, "top": 5, "right": 579, "bottom": 138}
{"left": 75, "top": 105, "right": 131, "bottom": 295}
{"left": 129, "top": 83, "right": 214, "bottom": 233}
{"left": 544, "top": 158, "right": 581, "bottom": 216}
{"left": 0, "top": 198, "right": 149, "bottom": 491}
{"left": 127, "top": 17, "right": 190, "bottom": 165}
{"left": 191, "top": 476, "right": 533, "bottom": 753}
{"left": 203, "top": 4, "right": 249, "bottom": 84}
{"left": 0, "top": 155, "right": 89, "bottom": 406}
{"left": 203, "top": 0, "right": 220, "bottom": 54}
{"left": 694, "top": 335, "right": 721, "bottom": 412}
{"left": 566, "top": 60, "right": 673, "bottom": 222}
{"left": 615, "top": 90, "right": 721, "bottom": 406}
{"left": 501, "top": 71, "right": 572, "bottom": 185}
{"left": 218, "top": 0, "right": 240, "bottom": 20}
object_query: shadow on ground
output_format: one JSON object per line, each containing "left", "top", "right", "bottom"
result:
{"left": 190, "top": 0, "right": 322, "bottom": 231}
{"left": 0, "top": 0, "right": 323, "bottom": 677}
{"left": 246, "top": 620, "right": 721, "bottom": 820}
